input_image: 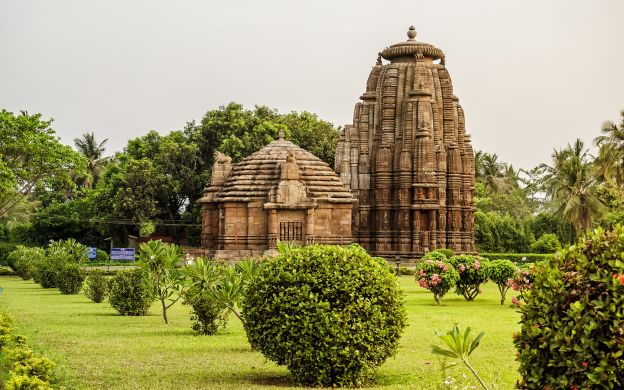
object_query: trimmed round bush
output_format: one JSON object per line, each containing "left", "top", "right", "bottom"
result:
{"left": 515, "top": 226, "right": 624, "bottom": 389}
{"left": 35, "top": 262, "right": 59, "bottom": 289}
{"left": 56, "top": 264, "right": 85, "bottom": 295}
{"left": 108, "top": 269, "right": 154, "bottom": 316}
{"left": 95, "top": 249, "right": 108, "bottom": 262}
{"left": 83, "top": 269, "right": 109, "bottom": 303}
{"left": 449, "top": 255, "right": 489, "bottom": 301}
{"left": 487, "top": 259, "right": 518, "bottom": 305}
{"left": 415, "top": 258, "right": 459, "bottom": 305}
{"left": 242, "top": 244, "right": 406, "bottom": 387}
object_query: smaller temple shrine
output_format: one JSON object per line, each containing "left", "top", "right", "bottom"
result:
{"left": 199, "top": 131, "right": 355, "bottom": 259}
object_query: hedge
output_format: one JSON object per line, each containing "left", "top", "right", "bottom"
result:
{"left": 479, "top": 253, "right": 554, "bottom": 264}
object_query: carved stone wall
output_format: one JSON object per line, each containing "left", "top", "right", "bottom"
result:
{"left": 335, "top": 26, "right": 476, "bottom": 259}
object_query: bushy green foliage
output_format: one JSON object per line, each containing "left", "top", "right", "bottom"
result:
{"left": 8, "top": 246, "right": 45, "bottom": 280}
{"left": 47, "top": 238, "right": 88, "bottom": 264}
{"left": 7, "top": 347, "right": 55, "bottom": 382}
{"left": 108, "top": 269, "right": 154, "bottom": 316}
{"left": 448, "top": 255, "right": 490, "bottom": 301}
{"left": 56, "top": 264, "right": 85, "bottom": 294}
{"left": 529, "top": 233, "right": 561, "bottom": 254}
{"left": 398, "top": 266, "right": 415, "bottom": 276}
{"left": 95, "top": 249, "right": 108, "bottom": 262}
{"left": 5, "top": 373, "right": 53, "bottom": 390}
{"left": 515, "top": 226, "right": 624, "bottom": 389}
{"left": 137, "top": 240, "right": 184, "bottom": 324}
{"left": 475, "top": 211, "right": 534, "bottom": 253}
{"left": 242, "top": 245, "right": 406, "bottom": 387}
{"left": 33, "top": 261, "right": 60, "bottom": 289}
{"left": 0, "top": 242, "right": 18, "bottom": 267}
{"left": 421, "top": 250, "right": 449, "bottom": 261}
{"left": 415, "top": 258, "right": 459, "bottom": 305}
{"left": 487, "top": 259, "right": 518, "bottom": 305}
{"left": 83, "top": 269, "right": 109, "bottom": 303}
{"left": 0, "top": 309, "right": 15, "bottom": 349}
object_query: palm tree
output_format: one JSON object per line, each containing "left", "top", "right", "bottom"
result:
{"left": 593, "top": 110, "right": 624, "bottom": 185}
{"left": 475, "top": 151, "right": 507, "bottom": 192}
{"left": 74, "top": 132, "right": 108, "bottom": 188}
{"left": 540, "top": 139, "right": 604, "bottom": 233}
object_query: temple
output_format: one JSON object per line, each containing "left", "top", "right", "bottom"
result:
{"left": 335, "top": 26, "right": 476, "bottom": 259}
{"left": 199, "top": 131, "right": 355, "bottom": 259}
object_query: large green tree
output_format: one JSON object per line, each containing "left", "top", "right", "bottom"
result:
{"left": 0, "top": 110, "right": 87, "bottom": 220}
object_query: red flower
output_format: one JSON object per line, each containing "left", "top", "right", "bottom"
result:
{"left": 581, "top": 361, "right": 588, "bottom": 367}
{"left": 619, "top": 274, "right": 624, "bottom": 285}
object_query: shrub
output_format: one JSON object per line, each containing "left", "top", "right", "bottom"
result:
{"left": 421, "top": 250, "right": 449, "bottom": 261}
{"left": 5, "top": 373, "right": 52, "bottom": 390}
{"left": 183, "top": 258, "right": 229, "bottom": 335}
{"left": 83, "top": 269, "right": 109, "bottom": 303}
{"left": 487, "top": 259, "right": 517, "bottom": 305}
{"left": 7, "top": 347, "right": 55, "bottom": 382}
{"left": 515, "top": 226, "right": 624, "bottom": 389}
{"left": 0, "top": 242, "right": 18, "bottom": 268}
{"left": 398, "top": 266, "right": 415, "bottom": 276}
{"left": 529, "top": 233, "right": 561, "bottom": 254}
{"left": 415, "top": 258, "right": 459, "bottom": 305}
{"left": 108, "top": 269, "right": 154, "bottom": 316}
{"left": 508, "top": 266, "right": 535, "bottom": 305}
{"left": 34, "top": 261, "right": 59, "bottom": 289}
{"left": 0, "top": 310, "right": 15, "bottom": 349}
{"left": 242, "top": 244, "right": 406, "bottom": 387}
{"left": 448, "top": 255, "right": 489, "bottom": 301}
{"left": 47, "top": 238, "right": 88, "bottom": 264}
{"left": 56, "top": 264, "right": 85, "bottom": 294}
{"left": 95, "top": 249, "right": 108, "bottom": 262}
{"left": 8, "top": 246, "right": 45, "bottom": 280}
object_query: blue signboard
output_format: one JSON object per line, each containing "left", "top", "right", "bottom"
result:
{"left": 110, "top": 248, "right": 136, "bottom": 261}
{"left": 87, "top": 247, "right": 97, "bottom": 259}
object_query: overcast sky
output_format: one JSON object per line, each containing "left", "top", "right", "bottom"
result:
{"left": 1, "top": 0, "right": 623, "bottom": 170}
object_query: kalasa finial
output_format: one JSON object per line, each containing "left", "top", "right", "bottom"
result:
{"left": 407, "top": 25, "right": 417, "bottom": 40}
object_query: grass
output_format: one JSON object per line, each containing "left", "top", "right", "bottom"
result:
{"left": 0, "top": 276, "right": 521, "bottom": 389}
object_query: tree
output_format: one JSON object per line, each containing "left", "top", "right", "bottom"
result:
{"left": 539, "top": 139, "right": 604, "bottom": 232}
{"left": 137, "top": 240, "right": 184, "bottom": 324}
{"left": 74, "top": 132, "right": 109, "bottom": 188}
{"left": 0, "top": 110, "right": 87, "bottom": 220}
{"left": 593, "top": 110, "right": 624, "bottom": 185}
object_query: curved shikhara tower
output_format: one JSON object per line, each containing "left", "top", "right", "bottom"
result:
{"left": 335, "top": 26, "right": 476, "bottom": 258}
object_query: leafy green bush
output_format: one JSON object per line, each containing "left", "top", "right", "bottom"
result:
{"left": 33, "top": 261, "right": 59, "bottom": 289}
{"left": 47, "top": 238, "right": 88, "bottom": 264}
{"left": 83, "top": 269, "right": 109, "bottom": 303}
{"left": 7, "top": 347, "right": 55, "bottom": 382}
{"left": 0, "top": 309, "right": 15, "bottom": 349}
{"left": 448, "top": 255, "right": 489, "bottom": 301}
{"left": 108, "top": 269, "right": 154, "bottom": 316}
{"left": 487, "top": 259, "right": 517, "bottom": 305}
{"left": 95, "top": 249, "right": 108, "bottom": 262}
{"left": 416, "top": 258, "right": 459, "bottom": 305}
{"left": 421, "top": 250, "right": 449, "bottom": 261}
{"left": 398, "top": 266, "right": 415, "bottom": 276}
{"left": 182, "top": 258, "right": 229, "bottom": 335}
{"left": 5, "top": 373, "right": 52, "bottom": 390}
{"left": 242, "top": 244, "right": 406, "bottom": 387}
{"left": 515, "top": 226, "right": 624, "bottom": 389}
{"left": 529, "top": 233, "right": 561, "bottom": 254}
{"left": 56, "top": 264, "right": 85, "bottom": 294}
{"left": 8, "top": 246, "right": 45, "bottom": 280}
{"left": 0, "top": 242, "right": 18, "bottom": 267}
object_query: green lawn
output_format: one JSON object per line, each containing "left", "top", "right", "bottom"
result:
{"left": 0, "top": 276, "right": 521, "bottom": 389}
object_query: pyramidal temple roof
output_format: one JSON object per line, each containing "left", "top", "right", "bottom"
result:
{"left": 214, "top": 135, "right": 354, "bottom": 203}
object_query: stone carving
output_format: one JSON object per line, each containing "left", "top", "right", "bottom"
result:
{"left": 200, "top": 135, "right": 356, "bottom": 259}
{"left": 335, "top": 26, "right": 476, "bottom": 258}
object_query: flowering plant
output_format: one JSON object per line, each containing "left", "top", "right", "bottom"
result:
{"left": 507, "top": 265, "right": 536, "bottom": 306}
{"left": 415, "top": 258, "right": 459, "bottom": 305}
{"left": 449, "top": 255, "right": 490, "bottom": 301}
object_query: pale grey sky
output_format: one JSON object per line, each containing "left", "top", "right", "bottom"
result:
{"left": 1, "top": 0, "right": 623, "bottom": 170}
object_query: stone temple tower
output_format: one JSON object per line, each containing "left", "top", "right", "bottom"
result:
{"left": 335, "top": 26, "right": 476, "bottom": 259}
